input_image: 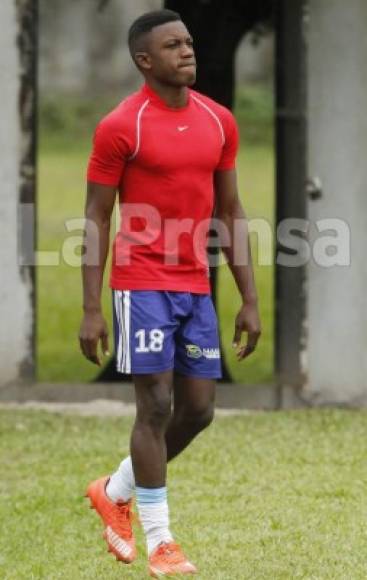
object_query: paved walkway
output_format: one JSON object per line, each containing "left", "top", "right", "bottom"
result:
{"left": 0, "top": 399, "right": 251, "bottom": 417}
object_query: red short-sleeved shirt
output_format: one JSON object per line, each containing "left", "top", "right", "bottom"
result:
{"left": 87, "top": 83, "right": 239, "bottom": 294}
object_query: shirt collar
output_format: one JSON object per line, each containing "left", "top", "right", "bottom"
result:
{"left": 141, "top": 83, "right": 191, "bottom": 112}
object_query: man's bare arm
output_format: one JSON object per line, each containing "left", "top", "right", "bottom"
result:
{"left": 214, "top": 169, "right": 261, "bottom": 360}
{"left": 79, "top": 182, "right": 116, "bottom": 365}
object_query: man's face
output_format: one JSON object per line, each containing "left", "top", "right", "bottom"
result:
{"left": 137, "top": 21, "right": 197, "bottom": 87}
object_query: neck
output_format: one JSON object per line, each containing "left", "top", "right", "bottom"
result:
{"left": 145, "top": 79, "right": 189, "bottom": 109}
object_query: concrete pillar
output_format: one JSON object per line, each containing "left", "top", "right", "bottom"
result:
{"left": 306, "top": 0, "right": 367, "bottom": 404}
{"left": 0, "top": 0, "right": 34, "bottom": 386}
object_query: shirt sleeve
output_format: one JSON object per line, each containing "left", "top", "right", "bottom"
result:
{"left": 87, "top": 116, "right": 131, "bottom": 187}
{"left": 216, "top": 109, "right": 240, "bottom": 171}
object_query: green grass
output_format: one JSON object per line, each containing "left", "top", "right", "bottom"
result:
{"left": 1, "top": 408, "right": 367, "bottom": 579}
{"left": 37, "top": 84, "right": 274, "bottom": 383}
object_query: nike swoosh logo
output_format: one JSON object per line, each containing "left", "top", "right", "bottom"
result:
{"left": 177, "top": 126, "right": 189, "bottom": 132}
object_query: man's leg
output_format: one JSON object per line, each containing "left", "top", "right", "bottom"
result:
{"left": 131, "top": 371, "right": 173, "bottom": 486}
{"left": 130, "top": 371, "right": 175, "bottom": 556}
{"left": 166, "top": 374, "right": 216, "bottom": 461}
{"left": 107, "top": 374, "right": 215, "bottom": 503}
{"left": 127, "top": 370, "right": 197, "bottom": 575}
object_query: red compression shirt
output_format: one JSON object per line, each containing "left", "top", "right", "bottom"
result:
{"left": 87, "top": 83, "right": 239, "bottom": 294}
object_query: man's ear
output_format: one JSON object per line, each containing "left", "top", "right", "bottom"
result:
{"left": 135, "top": 52, "right": 151, "bottom": 71}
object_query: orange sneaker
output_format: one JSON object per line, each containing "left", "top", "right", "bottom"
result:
{"left": 85, "top": 476, "right": 136, "bottom": 564}
{"left": 149, "top": 542, "right": 197, "bottom": 577}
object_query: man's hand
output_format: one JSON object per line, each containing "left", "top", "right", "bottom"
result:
{"left": 232, "top": 302, "right": 261, "bottom": 361}
{"left": 79, "top": 311, "right": 110, "bottom": 366}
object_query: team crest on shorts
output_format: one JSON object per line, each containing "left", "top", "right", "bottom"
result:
{"left": 185, "top": 344, "right": 220, "bottom": 359}
{"left": 186, "top": 344, "right": 203, "bottom": 359}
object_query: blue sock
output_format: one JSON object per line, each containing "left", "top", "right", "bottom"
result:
{"left": 136, "top": 486, "right": 167, "bottom": 504}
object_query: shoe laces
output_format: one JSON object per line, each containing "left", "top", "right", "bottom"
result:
{"left": 155, "top": 542, "right": 185, "bottom": 565}
{"left": 108, "top": 500, "right": 134, "bottom": 539}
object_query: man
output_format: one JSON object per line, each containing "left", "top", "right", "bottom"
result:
{"left": 79, "top": 8, "right": 261, "bottom": 578}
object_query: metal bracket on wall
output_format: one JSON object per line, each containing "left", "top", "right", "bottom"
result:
{"left": 306, "top": 177, "right": 323, "bottom": 200}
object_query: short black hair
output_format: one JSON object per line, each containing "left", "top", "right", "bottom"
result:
{"left": 128, "top": 9, "right": 182, "bottom": 59}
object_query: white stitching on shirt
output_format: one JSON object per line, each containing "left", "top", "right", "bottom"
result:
{"left": 191, "top": 95, "right": 225, "bottom": 146}
{"left": 128, "top": 99, "right": 150, "bottom": 160}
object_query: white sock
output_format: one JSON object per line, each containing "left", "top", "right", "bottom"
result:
{"left": 138, "top": 501, "right": 174, "bottom": 555}
{"left": 106, "top": 456, "right": 135, "bottom": 503}
{"left": 136, "top": 486, "right": 174, "bottom": 555}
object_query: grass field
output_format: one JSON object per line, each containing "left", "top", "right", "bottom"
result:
{"left": 1, "top": 407, "right": 367, "bottom": 579}
{"left": 37, "top": 85, "right": 274, "bottom": 383}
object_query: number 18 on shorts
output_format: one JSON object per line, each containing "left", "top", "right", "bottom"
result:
{"left": 112, "top": 290, "right": 222, "bottom": 379}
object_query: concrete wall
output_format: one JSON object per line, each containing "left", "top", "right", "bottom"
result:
{"left": 305, "top": 0, "right": 367, "bottom": 404}
{"left": 0, "top": 0, "right": 33, "bottom": 386}
{"left": 236, "top": 32, "right": 273, "bottom": 85}
{"left": 39, "top": 0, "right": 161, "bottom": 95}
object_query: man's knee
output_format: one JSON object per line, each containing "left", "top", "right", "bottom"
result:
{"left": 137, "top": 389, "right": 172, "bottom": 431}
{"left": 178, "top": 403, "right": 215, "bottom": 433}
{"left": 195, "top": 405, "right": 215, "bottom": 431}
{"left": 150, "top": 393, "right": 172, "bottom": 428}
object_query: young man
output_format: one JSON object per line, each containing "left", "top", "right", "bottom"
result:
{"left": 79, "top": 9, "right": 261, "bottom": 578}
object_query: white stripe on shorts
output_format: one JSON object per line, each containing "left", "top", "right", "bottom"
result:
{"left": 114, "top": 290, "right": 131, "bottom": 373}
{"left": 122, "top": 290, "right": 131, "bottom": 373}
{"left": 114, "top": 290, "right": 124, "bottom": 372}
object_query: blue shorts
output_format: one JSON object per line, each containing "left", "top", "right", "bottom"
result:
{"left": 112, "top": 290, "right": 222, "bottom": 379}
